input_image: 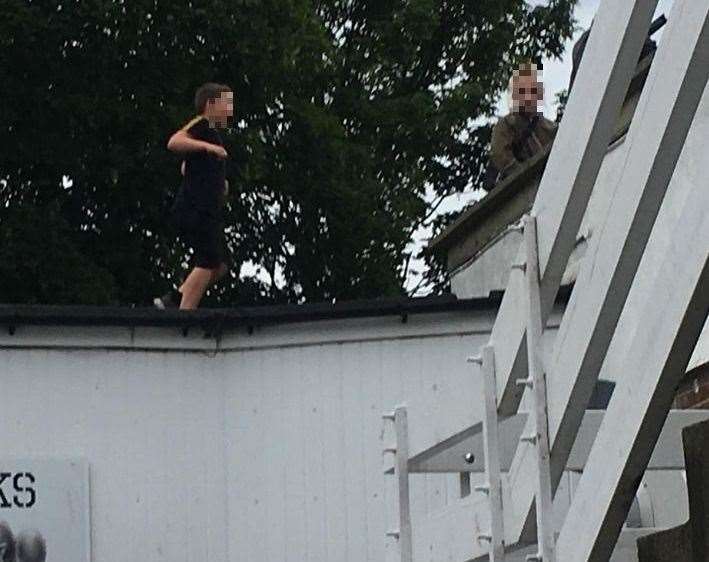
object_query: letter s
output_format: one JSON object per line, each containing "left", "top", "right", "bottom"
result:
{"left": 13, "top": 473, "right": 36, "bottom": 508}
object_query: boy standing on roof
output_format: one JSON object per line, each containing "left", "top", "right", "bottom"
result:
{"left": 154, "top": 82, "right": 234, "bottom": 310}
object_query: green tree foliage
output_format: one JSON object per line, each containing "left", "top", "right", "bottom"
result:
{"left": 0, "top": 0, "right": 576, "bottom": 305}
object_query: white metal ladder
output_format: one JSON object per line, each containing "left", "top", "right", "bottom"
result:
{"left": 471, "top": 215, "right": 555, "bottom": 562}
{"left": 382, "top": 2, "right": 709, "bottom": 560}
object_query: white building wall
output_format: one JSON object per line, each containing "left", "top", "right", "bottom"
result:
{"left": 220, "top": 313, "right": 505, "bottom": 562}
{"left": 0, "top": 348, "right": 228, "bottom": 562}
{"left": 224, "top": 329, "right": 473, "bottom": 562}
{"left": 0, "top": 304, "right": 690, "bottom": 562}
{"left": 1, "top": 310, "right": 509, "bottom": 562}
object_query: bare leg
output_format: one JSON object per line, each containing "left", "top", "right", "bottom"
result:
{"left": 179, "top": 263, "right": 228, "bottom": 310}
{"left": 179, "top": 267, "right": 213, "bottom": 309}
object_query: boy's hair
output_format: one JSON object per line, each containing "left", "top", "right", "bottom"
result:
{"left": 194, "top": 82, "right": 232, "bottom": 113}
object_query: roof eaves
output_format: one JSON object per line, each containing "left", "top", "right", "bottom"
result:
{"left": 0, "top": 293, "right": 503, "bottom": 332}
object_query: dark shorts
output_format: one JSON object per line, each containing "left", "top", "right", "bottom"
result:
{"left": 175, "top": 211, "right": 228, "bottom": 270}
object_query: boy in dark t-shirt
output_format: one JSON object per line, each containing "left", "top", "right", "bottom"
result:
{"left": 154, "top": 82, "right": 233, "bottom": 310}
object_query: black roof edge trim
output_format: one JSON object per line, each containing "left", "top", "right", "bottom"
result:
{"left": 0, "top": 293, "right": 505, "bottom": 331}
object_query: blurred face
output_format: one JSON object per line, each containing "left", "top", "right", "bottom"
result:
{"left": 512, "top": 69, "right": 543, "bottom": 115}
{"left": 207, "top": 91, "right": 234, "bottom": 127}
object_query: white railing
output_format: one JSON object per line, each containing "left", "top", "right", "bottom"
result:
{"left": 383, "top": 0, "right": 709, "bottom": 560}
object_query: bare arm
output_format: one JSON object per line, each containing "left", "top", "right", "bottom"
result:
{"left": 167, "top": 130, "right": 227, "bottom": 159}
{"left": 167, "top": 130, "right": 212, "bottom": 154}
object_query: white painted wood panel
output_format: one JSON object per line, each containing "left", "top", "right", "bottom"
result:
{"left": 0, "top": 302, "right": 693, "bottom": 562}
{"left": 0, "top": 349, "right": 228, "bottom": 562}
{"left": 217, "top": 312, "right": 492, "bottom": 562}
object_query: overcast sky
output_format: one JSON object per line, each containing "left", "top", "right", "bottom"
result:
{"left": 404, "top": 0, "right": 675, "bottom": 295}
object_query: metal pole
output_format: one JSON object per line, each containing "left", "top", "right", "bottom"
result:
{"left": 521, "top": 214, "right": 556, "bottom": 562}
{"left": 476, "top": 344, "right": 507, "bottom": 561}
{"left": 383, "top": 407, "right": 413, "bottom": 562}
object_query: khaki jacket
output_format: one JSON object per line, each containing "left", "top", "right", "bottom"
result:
{"left": 490, "top": 113, "right": 558, "bottom": 179}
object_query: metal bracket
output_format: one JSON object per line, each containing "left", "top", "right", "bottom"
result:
{"left": 474, "top": 484, "right": 491, "bottom": 495}
{"left": 507, "top": 221, "right": 525, "bottom": 234}
{"left": 383, "top": 407, "right": 413, "bottom": 562}
{"left": 386, "top": 530, "right": 401, "bottom": 539}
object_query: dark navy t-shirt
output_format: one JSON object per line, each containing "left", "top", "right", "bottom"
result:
{"left": 179, "top": 115, "right": 226, "bottom": 218}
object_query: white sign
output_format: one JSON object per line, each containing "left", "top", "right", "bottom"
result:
{"left": 0, "top": 459, "right": 90, "bottom": 562}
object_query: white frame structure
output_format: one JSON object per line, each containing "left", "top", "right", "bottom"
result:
{"left": 383, "top": 0, "right": 709, "bottom": 560}
{"left": 383, "top": 407, "right": 413, "bottom": 562}
{"left": 475, "top": 344, "right": 506, "bottom": 561}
